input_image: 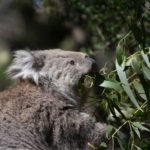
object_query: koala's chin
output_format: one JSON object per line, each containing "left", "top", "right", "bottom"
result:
{"left": 0, "top": 49, "right": 113, "bottom": 150}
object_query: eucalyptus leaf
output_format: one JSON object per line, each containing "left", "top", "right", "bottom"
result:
{"left": 135, "top": 145, "right": 142, "bottom": 150}
{"left": 116, "top": 59, "right": 142, "bottom": 110}
{"left": 141, "top": 51, "right": 150, "bottom": 68}
{"left": 84, "top": 75, "right": 95, "bottom": 88}
{"left": 131, "top": 123, "right": 141, "bottom": 139}
{"left": 100, "top": 80, "right": 123, "bottom": 92}
{"left": 130, "top": 57, "right": 141, "bottom": 74}
{"left": 105, "top": 93, "right": 117, "bottom": 119}
{"left": 116, "top": 44, "right": 123, "bottom": 65}
{"left": 142, "top": 64, "right": 150, "bottom": 81}
{"left": 133, "top": 80, "right": 147, "bottom": 100}
{"left": 132, "top": 122, "right": 150, "bottom": 132}
{"left": 128, "top": 127, "right": 134, "bottom": 150}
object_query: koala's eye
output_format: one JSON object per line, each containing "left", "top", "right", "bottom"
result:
{"left": 70, "top": 60, "right": 75, "bottom": 65}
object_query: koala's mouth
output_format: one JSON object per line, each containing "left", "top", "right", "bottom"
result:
{"left": 77, "top": 61, "right": 101, "bottom": 88}
{"left": 79, "top": 73, "right": 95, "bottom": 88}
{"left": 78, "top": 71, "right": 104, "bottom": 89}
{"left": 78, "top": 72, "right": 96, "bottom": 89}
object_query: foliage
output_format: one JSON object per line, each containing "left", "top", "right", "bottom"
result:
{"left": 86, "top": 41, "right": 150, "bottom": 149}
{"left": 85, "top": 9, "right": 150, "bottom": 149}
{"left": 37, "top": 0, "right": 150, "bottom": 54}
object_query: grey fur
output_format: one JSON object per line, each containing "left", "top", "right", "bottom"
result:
{"left": 0, "top": 49, "right": 111, "bottom": 150}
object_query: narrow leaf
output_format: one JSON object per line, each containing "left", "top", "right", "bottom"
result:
{"left": 116, "top": 44, "right": 123, "bottom": 65}
{"left": 116, "top": 60, "right": 142, "bottom": 110}
{"left": 130, "top": 57, "right": 141, "bottom": 74}
{"left": 142, "top": 64, "right": 150, "bottom": 81}
{"left": 141, "top": 51, "right": 150, "bottom": 68}
{"left": 132, "top": 122, "right": 150, "bottom": 132}
{"left": 100, "top": 80, "right": 123, "bottom": 92}
{"left": 133, "top": 80, "right": 147, "bottom": 100}
{"left": 128, "top": 127, "right": 134, "bottom": 150}
{"left": 134, "top": 145, "right": 142, "bottom": 150}
{"left": 131, "top": 123, "right": 141, "bottom": 139}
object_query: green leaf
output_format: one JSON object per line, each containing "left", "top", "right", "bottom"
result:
{"left": 134, "top": 127, "right": 141, "bottom": 139}
{"left": 135, "top": 145, "right": 142, "bottom": 150}
{"left": 130, "top": 57, "right": 141, "bottom": 74}
{"left": 116, "top": 44, "right": 124, "bottom": 65}
{"left": 100, "top": 142, "right": 107, "bottom": 148}
{"left": 137, "top": 71, "right": 150, "bottom": 109}
{"left": 100, "top": 65, "right": 108, "bottom": 74}
{"left": 100, "top": 80, "right": 123, "bottom": 92}
{"left": 106, "top": 125, "right": 113, "bottom": 138}
{"left": 132, "top": 122, "right": 150, "bottom": 132}
{"left": 131, "top": 123, "right": 141, "bottom": 139}
{"left": 133, "top": 80, "right": 147, "bottom": 100}
{"left": 128, "top": 127, "right": 134, "bottom": 150}
{"left": 142, "top": 64, "right": 150, "bottom": 81}
{"left": 105, "top": 94, "right": 116, "bottom": 118}
{"left": 116, "top": 59, "right": 142, "bottom": 110}
{"left": 141, "top": 51, "right": 150, "bottom": 68}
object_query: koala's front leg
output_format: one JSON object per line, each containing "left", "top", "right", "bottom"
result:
{"left": 52, "top": 110, "right": 111, "bottom": 150}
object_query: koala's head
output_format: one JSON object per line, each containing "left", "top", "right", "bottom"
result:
{"left": 7, "top": 49, "right": 95, "bottom": 103}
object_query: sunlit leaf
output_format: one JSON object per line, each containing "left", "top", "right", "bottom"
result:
{"left": 116, "top": 59, "right": 142, "bottom": 110}
{"left": 131, "top": 123, "right": 141, "bottom": 139}
{"left": 142, "top": 64, "right": 150, "bottom": 81}
{"left": 100, "top": 80, "right": 123, "bottom": 92}
{"left": 141, "top": 51, "right": 150, "bottom": 68}
{"left": 135, "top": 145, "right": 142, "bottom": 150}
{"left": 132, "top": 122, "right": 150, "bottom": 132}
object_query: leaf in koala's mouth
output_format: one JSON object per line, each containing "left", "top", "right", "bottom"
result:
{"left": 77, "top": 72, "right": 104, "bottom": 96}
{"left": 83, "top": 75, "right": 95, "bottom": 88}
{"left": 77, "top": 72, "right": 104, "bottom": 92}
{"left": 80, "top": 72, "right": 104, "bottom": 88}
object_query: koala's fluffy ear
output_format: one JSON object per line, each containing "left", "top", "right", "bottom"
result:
{"left": 7, "top": 50, "right": 44, "bottom": 85}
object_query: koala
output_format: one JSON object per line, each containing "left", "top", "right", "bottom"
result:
{"left": 0, "top": 49, "right": 111, "bottom": 150}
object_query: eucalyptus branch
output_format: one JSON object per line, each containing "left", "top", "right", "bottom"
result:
{"left": 106, "top": 100, "right": 148, "bottom": 144}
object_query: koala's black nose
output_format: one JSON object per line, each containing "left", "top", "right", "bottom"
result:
{"left": 85, "top": 56, "right": 98, "bottom": 71}
{"left": 91, "top": 60, "right": 99, "bottom": 71}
